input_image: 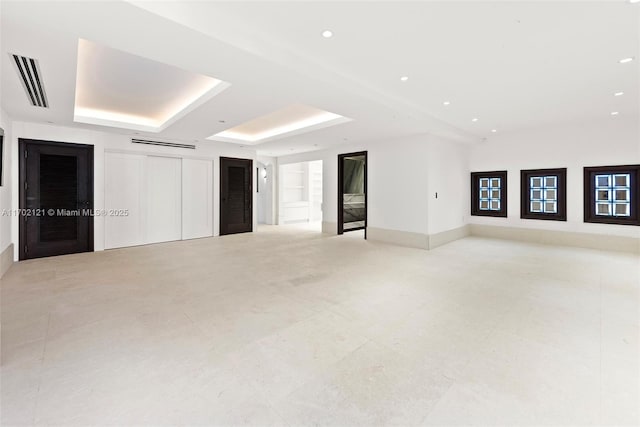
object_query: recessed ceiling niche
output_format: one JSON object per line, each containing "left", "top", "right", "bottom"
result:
{"left": 208, "top": 104, "right": 351, "bottom": 145}
{"left": 74, "top": 39, "right": 229, "bottom": 132}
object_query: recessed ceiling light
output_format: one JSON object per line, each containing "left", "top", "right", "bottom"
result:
{"left": 219, "top": 120, "right": 226, "bottom": 123}
{"left": 322, "top": 30, "right": 333, "bottom": 38}
{"left": 491, "top": 129, "right": 497, "bottom": 133}
{"left": 611, "top": 111, "right": 619, "bottom": 116}
{"left": 630, "top": 0, "right": 640, "bottom": 4}
{"left": 619, "top": 57, "right": 634, "bottom": 64}
{"left": 614, "top": 92, "right": 624, "bottom": 96}
{"left": 443, "top": 101, "right": 451, "bottom": 106}
{"left": 471, "top": 118, "right": 479, "bottom": 122}
{"left": 400, "top": 76, "right": 409, "bottom": 82}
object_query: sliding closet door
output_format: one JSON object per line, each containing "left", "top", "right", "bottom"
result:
{"left": 146, "top": 156, "right": 182, "bottom": 244}
{"left": 105, "top": 152, "right": 146, "bottom": 249}
{"left": 182, "top": 158, "right": 213, "bottom": 239}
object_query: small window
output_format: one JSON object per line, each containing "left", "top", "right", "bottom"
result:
{"left": 471, "top": 171, "right": 507, "bottom": 217}
{"left": 520, "top": 168, "right": 566, "bottom": 221}
{"left": 584, "top": 165, "right": 639, "bottom": 226}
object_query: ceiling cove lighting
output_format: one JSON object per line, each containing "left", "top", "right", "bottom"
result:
{"left": 208, "top": 104, "right": 351, "bottom": 145}
{"left": 619, "top": 57, "right": 634, "bottom": 64}
{"left": 322, "top": 30, "right": 333, "bottom": 38}
{"left": 400, "top": 76, "right": 409, "bottom": 82}
{"left": 74, "top": 39, "right": 230, "bottom": 132}
{"left": 614, "top": 92, "right": 624, "bottom": 96}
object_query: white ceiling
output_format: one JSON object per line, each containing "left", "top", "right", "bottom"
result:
{"left": 1, "top": 1, "right": 638, "bottom": 157}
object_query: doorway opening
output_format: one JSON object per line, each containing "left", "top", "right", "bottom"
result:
{"left": 338, "top": 151, "right": 367, "bottom": 238}
{"left": 278, "top": 160, "right": 323, "bottom": 232}
{"left": 256, "top": 160, "right": 274, "bottom": 226}
{"left": 220, "top": 157, "right": 253, "bottom": 235}
{"left": 19, "top": 139, "right": 94, "bottom": 260}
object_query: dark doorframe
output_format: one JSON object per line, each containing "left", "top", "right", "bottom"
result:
{"left": 220, "top": 156, "right": 253, "bottom": 235}
{"left": 19, "top": 139, "right": 94, "bottom": 260}
{"left": 338, "top": 151, "right": 367, "bottom": 238}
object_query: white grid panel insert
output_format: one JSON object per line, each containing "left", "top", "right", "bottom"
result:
{"left": 479, "top": 177, "right": 501, "bottom": 211}
{"left": 595, "top": 173, "right": 631, "bottom": 217}
{"left": 530, "top": 175, "right": 558, "bottom": 214}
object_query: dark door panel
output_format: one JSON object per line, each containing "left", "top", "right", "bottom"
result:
{"left": 19, "top": 139, "right": 93, "bottom": 260}
{"left": 220, "top": 157, "right": 253, "bottom": 235}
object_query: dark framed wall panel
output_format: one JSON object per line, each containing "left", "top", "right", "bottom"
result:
{"left": 338, "top": 151, "right": 367, "bottom": 236}
{"left": 583, "top": 164, "right": 639, "bottom": 226}
{"left": 520, "top": 168, "right": 567, "bottom": 221}
{"left": 470, "top": 170, "right": 507, "bottom": 217}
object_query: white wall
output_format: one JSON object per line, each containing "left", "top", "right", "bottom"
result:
{"left": 469, "top": 118, "right": 640, "bottom": 238}
{"left": 309, "top": 160, "right": 323, "bottom": 222}
{"left": 0, "top": 108, "right": 12, "bottom": 254}
{"left": 278, "top": 134, "right": 469, "bottom": 238}
{"left": 427, "top": 138, "right": 470, "bottom": 235}
{"left": 9, "top": 121, "right": 258, "bottom": 260}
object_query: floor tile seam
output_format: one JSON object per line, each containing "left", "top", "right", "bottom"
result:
{"left": 31, "top": 312, "right": 52, "bottom": 425}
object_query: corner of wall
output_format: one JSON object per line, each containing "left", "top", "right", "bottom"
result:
{"left": 322, "top": 221, "right": 337, "bottom": 235}
{"left": 0, "top": 108, "right": 14, "bottom": 262}
{"left": 0, "top": 242, "right": 14, "bottom": 278}
{"left": 427, "top": 225, "right": 470, "bottom": 250}
{"left": 367, "top": 227, "right": 429, "bottom": 250}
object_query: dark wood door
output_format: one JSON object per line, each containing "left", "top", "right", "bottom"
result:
{"left": 19, "top": 139, "right": 94, "bottom": 260}
{"left": 220, "top": 157, "right": 253, "bottom": 235}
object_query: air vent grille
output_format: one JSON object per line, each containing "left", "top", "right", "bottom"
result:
{"left": 12, "top": 54, "right": 48, "bottom": 108}
{"left": 131, "top": 138, "right": 196, "bottom": 150}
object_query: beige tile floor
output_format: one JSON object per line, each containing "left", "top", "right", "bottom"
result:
{"left": 1, "top": 225, "right": 638, "bottom": 426}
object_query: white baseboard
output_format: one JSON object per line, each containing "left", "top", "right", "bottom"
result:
{"left": 355, "top": 225, "right": 470, "bottom": 250}
{"left": 322, "top": 221, "right": 337, "bottom": 235}
{"left": 469, "top": 224, "right": 640, "bottom": 254}
{"left": 428, "top": 225, "right": 470, "bottom": 249}
{"left": 0, "top": 243, "right": 14, "bottom": 278}
{"left": 367, "top": 227, "right": 429, "bottom": 249}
